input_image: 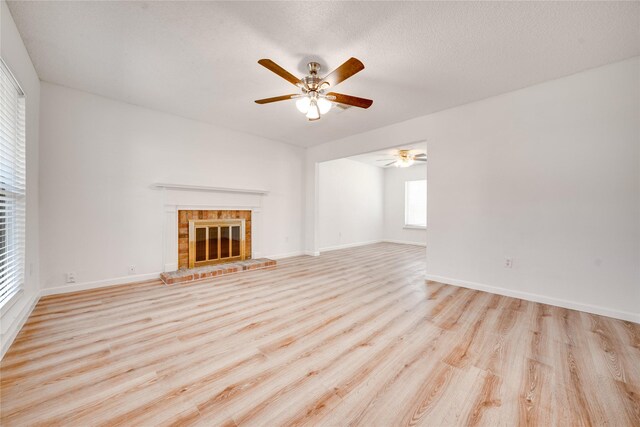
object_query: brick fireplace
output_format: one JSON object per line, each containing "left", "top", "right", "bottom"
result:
{"left": 178, "top": 210, "right": 251, "bottom": 269}
{"left": 156, "top": 183, "right": 267, "bottom": 273}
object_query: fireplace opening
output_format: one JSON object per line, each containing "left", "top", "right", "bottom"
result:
{"left": 178, "top": 210, "right": 251, "bottom": 269}
{"left": 189, "top": 219, "right": 246, "bottom": 268}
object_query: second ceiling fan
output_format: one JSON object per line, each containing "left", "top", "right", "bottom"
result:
{"left": 378, "top": 150, "right": 427, "bottom": 167}
{"left": 255, "top": 57, "right": 373, "bottom": 121}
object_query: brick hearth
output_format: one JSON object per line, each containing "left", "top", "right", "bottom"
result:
{"left": 160, "top": 258, "right": 276, "bottom": 285}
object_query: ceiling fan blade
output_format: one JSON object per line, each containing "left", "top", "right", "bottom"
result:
{"left": 376, "top": 159, "right": 395, "bottom": 162}
{"left": 327, "top": 92, "right": 373, "bottom": 109}
{"left": 384, "top": 161, "right": 396, "bottom": 167}
{"left": 414, "top": 153, "right": 427, "bottom": 158}
{"left": 258, "top": 59, "right": 302, "bottom": 87}
{"left": 321, "top": 57, "right": 365, "bottom": 88}
{"left": 415, "top": 158, "right": 427, "bottom": 162}
{"left": 255, "top": 94, "right": 299, "bottom": 104}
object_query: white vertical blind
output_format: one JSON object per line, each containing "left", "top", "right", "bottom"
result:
{"left": 405, "top": 179, "right": 427, "bottom": 227}
{"left": 0, "top": 59, "right": 26, "bottom": 309}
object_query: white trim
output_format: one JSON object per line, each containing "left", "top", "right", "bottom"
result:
{"left": 319, "top": 240, "right": 426, "bottom": 252}
{"left": 153, "top": 183, "right": 269, "bottom": 195}
{"left": 40, "top": 272, "right": 161, "bottom": 296}
{"left": 170, "top": 205, "right": 260, "bottom": 211}
{"left": 0, "top": 289, "right": 23, "bottom": 317}
{"left": 382, "top": 239, "right": 427, "bottom": 247}
{"left": 403, "top": 225, "right": 427, "bottom": 230}
{"left": 319, "top": 240, "right": 383, "bottom": 253}
{"left": 266, "top": 251, "right": 305, "bottom": 260}
{"left": 425, "top": 274, "right": 640, "bottom": 324}
{"left": 0, "top": 293, "right": 39, "bottom": 360}
{"left": 304, "top": 250, "right": 320, "bottom": 257}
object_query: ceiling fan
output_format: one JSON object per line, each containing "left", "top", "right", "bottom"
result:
{"left": 255, "top": 57, "right": 373, "bottom": 121}
{"left": 377, "top": 150, "right": 427, "bottom": 168}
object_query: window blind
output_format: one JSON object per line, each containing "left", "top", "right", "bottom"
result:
{"left": 0, "top": 59, "right": 26, "bottom": 310}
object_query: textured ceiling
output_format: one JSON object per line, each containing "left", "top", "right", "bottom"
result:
{"left": 7, "top": 1, "right": 640, "bottom": 147}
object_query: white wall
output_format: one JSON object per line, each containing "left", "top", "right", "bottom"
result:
{"left": 39, "top": 82, "right": 305, "bottom": 291}
{"left": 318, "top": 158, "right": 384, "bottom": 251}
{"left": 383, "top": 164, "right": 427, "bottom": 246}
{"left": 0, "top": 0, "right": 41, "bottom": 358}
{"left": 307, "top": 57, "right": 640, "bottom": 322}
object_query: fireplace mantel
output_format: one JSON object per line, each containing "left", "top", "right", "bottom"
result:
{"left": 153, "top": 183, "right": 269, "bottom": 195}
{"left": 159, "top": 184, "right": 266, "bottom": 272}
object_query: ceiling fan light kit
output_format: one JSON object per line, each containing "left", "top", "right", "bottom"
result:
{"left": 294, "top": 86, "right": 332, "bottom": 120}
{"left": 255, "top": 58, "right": 373, "bottom": 121}
{"left": 378, "top": 150, "right": 427, "bottom": 168}
{"left": 396, "top": 158, "right": 415, "bottom": 168}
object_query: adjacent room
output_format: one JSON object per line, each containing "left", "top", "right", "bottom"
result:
{"left": 318, "top": 143, "right": 427, "bottom": 253}
{"left": 1, "top": 1, "right": 639, "bottom": 425}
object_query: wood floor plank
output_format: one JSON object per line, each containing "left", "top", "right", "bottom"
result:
{"left": 1, "top": 243, "right": 638, "bottom": 426}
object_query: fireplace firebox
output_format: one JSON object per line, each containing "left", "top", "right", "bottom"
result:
{"left": 188, "top": 218, "right": 246, "bottom": 268}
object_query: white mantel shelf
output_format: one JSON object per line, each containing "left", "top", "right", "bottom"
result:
{"left": 153, "top": 183, "right": 269, "bottom": 195}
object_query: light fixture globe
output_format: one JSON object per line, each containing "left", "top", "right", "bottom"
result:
{"left": 317, "top": 97, "right": 332, "bottom": 114}
{"left": 296, "top": 96, "right": 311, "bottom": 114}
{"left": 306, "top": 99, "right": 320, "bottom": 120}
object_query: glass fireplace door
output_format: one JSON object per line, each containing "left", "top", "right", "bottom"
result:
{"left": 188, "top": 220, "right": 246, "bottom": 268}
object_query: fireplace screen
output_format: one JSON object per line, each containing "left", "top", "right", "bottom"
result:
{"left": 188, "top": 219, "right": 246, "bottom": 268}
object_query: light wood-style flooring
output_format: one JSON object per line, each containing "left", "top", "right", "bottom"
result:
{"left": 1, "top": 243, "right": 639, "bottom": 426}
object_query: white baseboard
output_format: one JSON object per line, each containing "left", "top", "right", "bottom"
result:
{"left": 318, "top": 239, "right": 425, "bottom": 254}
{"left": 426, "top": 274, "right": 640, "bottom": 324}
{"left": 319, "top": 240, "right": 383, "bottom": 253}
{"left": 382, "top": 239, "right": 427, "bottom": 247}
{"left": 41, "top": 272, "right": 161, "bottom": 296}
{"left": 1, "top": 293, "right": 39, "bottom": 360}
{"left": 267, "top": 251, "right": 306, "bottom": 260}
{"left": 304, "top": 250, "right": 320, "bottom": 257}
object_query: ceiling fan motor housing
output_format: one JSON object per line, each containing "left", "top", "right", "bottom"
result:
{"left": 303, "top": 76, "right": 322, "bottom": 92}
{"left": 303, "top": 62, "right": 323, "bottom": 91}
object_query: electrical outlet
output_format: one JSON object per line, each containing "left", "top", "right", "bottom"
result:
{"left": 66, "top": 272, "right": 76, "bottom": 283}
{"left": 128, "top": 265, "right": 136, "bottom": 275}
{"left": 504, "top": 258, "right": 513, "bottom": 268}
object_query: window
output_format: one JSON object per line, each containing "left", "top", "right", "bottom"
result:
{"left": 405, "top": 179, "right": 426, "bottom": 228}
{"left": 0, "top": 59, "right": 26, "bottom": 310}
